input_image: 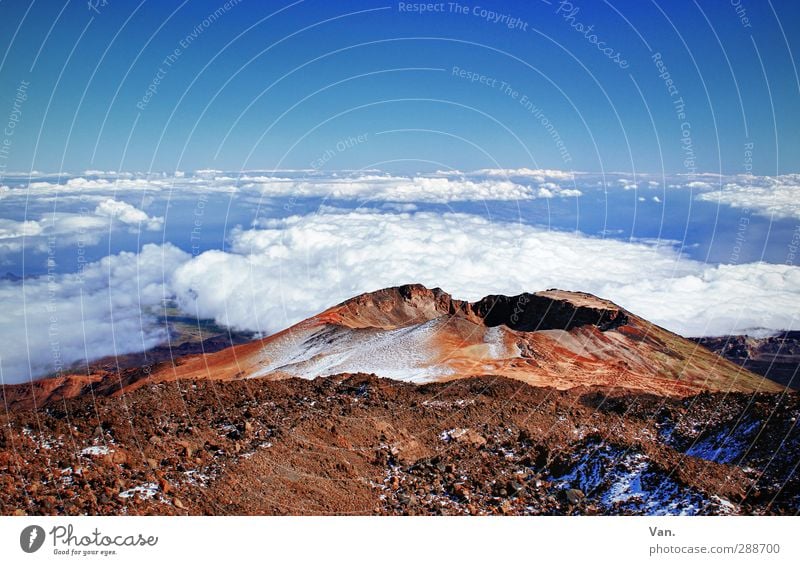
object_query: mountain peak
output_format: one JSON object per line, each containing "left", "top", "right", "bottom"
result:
{"left": 166, "top": 284, "right": 780, "bottom": 396}
{"left": 320, "top": 284, "right": 469, "bottom": 329}
{"left": 0, "top": 284, "right": 784, "bottom": 411}
{"left": 327, "top": 284, "right": 629, "bottom": 333}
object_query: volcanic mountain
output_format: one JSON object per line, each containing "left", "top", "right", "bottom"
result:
{"left": 1, "top": 285, "right": 797, "bottom": 517}
{"left": 3, "top": 284, "right": 783, "bottom": 410}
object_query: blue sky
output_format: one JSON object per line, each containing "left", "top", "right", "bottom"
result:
{"left": 0, "top": 0, "right": 798, "bottom": 175}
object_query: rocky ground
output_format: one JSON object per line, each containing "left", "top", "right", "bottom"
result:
{"left": 1, "top": 374, "right": 797, "bottom": 516}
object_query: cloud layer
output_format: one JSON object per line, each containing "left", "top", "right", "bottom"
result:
{"left": 0, "top": 199, "right": 163, "bottom": 257}
{"left": 0, "top": 244, "right": 189, "bottom": 383}
{"left": 173, "top": 210, "right": 799, "bottom": 338}
{"left": 2, "top": 170, "right": 582, "bottom": 204}
{"left": 4, "top": 207, "right": 797, "bottom": 383}
{"left": 695, "top": 174, "right": 800, "bottom": 220}
{"left": 4, "top": 169, "right": 797, "bottom": 219}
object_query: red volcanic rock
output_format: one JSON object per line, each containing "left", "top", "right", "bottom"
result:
{"left": 1, "top": 375, "right": 797, "bottom": 516}
{"left": 319, "top": 284, "right": 472, "bottom": 328}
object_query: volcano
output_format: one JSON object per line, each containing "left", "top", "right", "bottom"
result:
{"left": 1, "top": 285, "right": 796, "bottom": 517}
{"left": 2, "top": 284, "right": 783, "bottom": 411}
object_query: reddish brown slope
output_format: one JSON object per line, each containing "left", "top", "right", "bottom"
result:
{"left": 2, "top": 375, "right": 798, "bottom": 516}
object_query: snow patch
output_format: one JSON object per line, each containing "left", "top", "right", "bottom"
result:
{"left": 118, "top": 482, "right": 159, "bottom": 499}
{"left": 440, "top": 428, "right": 468, "bottom": 442}
{"left": 685, "top": 419, "right": 761, "bottom": 464}
{"left": 551, "top": 443, "right": 721, "bottom": 515}
{"left": 81, "top": 445, "right": 112, "bottom": 456}
{"left": 252, "top": 320, "right": 454, "bottom": 383}
{"left": 483, "top": 326, "right": 507, "bottom": 358}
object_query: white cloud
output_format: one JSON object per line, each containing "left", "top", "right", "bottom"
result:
{"left": 0, "top": 244, "right": 190, "bottom": 383}
{"left": 0, "top": 219, "right": 45, "bottom": 255}
{"left": 696, "top": 175, "right": 800, "bottom": 220}
{"left": 686, "top": 181, "right": 715, "bottom": 190}
{"left": 170, "top": 210, "right": 800, "bottom": 340}
{"left": 608, "top": 262, "right": 800, "bottom": 337}
{"left": 246, "top": 175, "right": 579, "bottom": 203}
{"left": 0, "top": 213, "right": 107, "bottom": 256}
{"left": 0, "top": 218, "right": 43, "bottom": 239}
{"left": 534, "top": 181, "right": 582, "bottom": 199}
{"left": 2, "top": 175, "right": 236, "bottom": 200}
{"left": 646, "top": 174, "right": 800, "bottom": 219}
{"left": 4, "top": 170, "right": 584, "bottom": 205}
{"left": 0, "top": 200, "right": 161, "bottom": 257}
{"left": 94, "top": 198, "right": 163, "bottom": 231}
{"left": 467, "top": 168, "right": 577, "bottom": 182}
{"left": 4, "top": 170, "right": 798, "bottom": 219}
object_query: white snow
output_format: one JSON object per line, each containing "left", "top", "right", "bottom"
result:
{"left": 183, "top": 470, "right": 211, "bottom": 487}
{"left": 551, "top": 443, "right": 718, "bottom": 515}
{"left": 711, "top": 495, "right": 739, "bottom": 515}
{"left": 251, "top": 320, "right": 454, "bottom": 382}
{"left": 422, "top": 399, "right": 474, "bottom": 409}
{"left": 81, "top": 445, "right": 112, "bottom": 456}
{"left": 21, "top": 426, "right": 63, "bottom": 450}
{"left": 685, "top": 419, "right": 760, "bottom": 464}
{"left": 439, "top": 428, "right": 468, "bottom": 442}
{"left": 483, "top": 326, "right": 507, "bottom": 358}
{"left": 118, "top": 483, "right": 159, "bottom": 499}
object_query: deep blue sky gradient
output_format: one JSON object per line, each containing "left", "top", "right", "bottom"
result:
{"left": 0, "top": 0, "right": 798, "bottom": 174}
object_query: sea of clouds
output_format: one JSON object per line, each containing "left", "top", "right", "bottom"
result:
{"left": 0, "top": 169, "right": 798, "bottom": 383}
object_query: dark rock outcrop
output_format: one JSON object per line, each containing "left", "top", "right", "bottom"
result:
{"left": 471, "top": 292, "right": 628, "bottom": 332}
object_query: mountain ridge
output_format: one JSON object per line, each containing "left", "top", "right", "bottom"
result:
{"left": 0, "top": 284, "right": 785, "bottom": 411}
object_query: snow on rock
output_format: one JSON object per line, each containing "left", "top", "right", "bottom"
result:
{"left": 550, "top": 442, "right": 728, "bottom": 515}
{"left": 118, "top": 483, "right": 159, "bottom": 499}
{"left": 685, "top": 419, "right": 761, "bottom": 464}
{"left": 81, "top": 445, "right": 113, "bottom": 457}
{"left": 253, "top": 320, "right": 453, "bottom": 383}
{"left": 483, "top": 326, "right": 507, "bottom": 358}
